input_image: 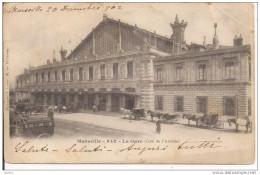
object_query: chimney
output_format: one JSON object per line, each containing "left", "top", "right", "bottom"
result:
{"left": 233, "top": 34, "right": 243, "bottom": 46}
{"left": 203, "top": 36, "right": 206, "bottom": 47}
{"left": 213, "top": 23, "right": 219, "bottom": 49}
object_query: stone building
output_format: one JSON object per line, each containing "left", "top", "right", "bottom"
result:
{"left": 15, "top": 14, "right": 252, "bottom": 118}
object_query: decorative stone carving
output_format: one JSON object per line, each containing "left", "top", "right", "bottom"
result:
{"left": 106, "top": 64, "right": 111, "bottom": 78}
{"left": 120, "top": 63, "right": 125, "bottom": 78}
{"left": 94, "top": 66, "right": 98, "bottom": 79}
{"left": 135, "top": 63, "right": 141, "bottom": 77}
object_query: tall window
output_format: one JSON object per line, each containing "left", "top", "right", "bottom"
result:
{"left": 113, "top": 62, "right": 118, "bottom": 79}
{"left": 16, "top": 80, "right": 19, "bottom": 87}
{"left": 155, "top": 95, "right": 163, "bottom": 110}
{"left": 62, "top": 70, "right": 65, "bottom": 81}
{"left": 176, "top": 66, "right": 183, "bottom": 81}
{"left": 55, "top": 71, "right": 58, "bottom": 82}
{"left": 198, "top": 64, "right": 207, "bottom": 80}
{"left": 248, "top": 56, "right": 251, "bottom": 81}
{"left": 223, "top": 97, "right": 236, "bottom": 116}
{"left": 41, "top": 72, "right": 44, "bottom": 83}
{"left": 248, "top": 98, "right": 251, "bottom": 116}
{"left": 79, "top": 67, "right": 83, "bottom": 81}
{"left": 100, "top": 64, "right": 105, "bottom": 79}
{"left": 174, "top": 96, "right": 184, "bottom": 112}
{"left": 197, "top": 96, "right": 208, "bottom": 114}
{"left": 36, "top": 73, "right": 38, "bottom": 83}
{"left": 89, "top": 66, "right": 93, "bottom": 81}
{"left": 20, "top": 80, "right": 22, "bottom": 87}
{"left": 225, "top": 62, "right": 235, "bottom": 79}
{"left": 48, "top": 71, "right": 51, "bottom": 82}
{"left": 127, "top": 61, "right": 133, "bottom": 78}
{"left": 156, "top": 67, "right": 163, "bottom": 82}
{"left": 70, "top": 68, "right": 74, "bottom": 82}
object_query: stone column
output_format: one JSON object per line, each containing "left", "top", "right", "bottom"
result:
{"left": 57, "top": 94, "right": 61, "bottom": 105}
{"left": 120, "top": 94, "right": 125, "bottom": 108}
{"left": 66, "top": 94, "right": 70, "bottom": 106}
{"left": 135, "top": 95, "right": 141, "bottom": 108}
{"left": 43, "top": 94, "right": 47, "bottom": 105}
{"left": 84, "top": 94, "right": 88, "bottom": 110}
{"left": 74, "top": 94, "right": 79, "bottom": 112}
{"left": 94, "top": 94, "right": 99, "bottom": 106}
{"left": 51, "top": 94, "right": 54, "bottom": 106}
{"left": 30, "top": 93, "right": 35, "bottom": 104}
{"left": 106, "top": 94, "right": 111, "bottom": 111}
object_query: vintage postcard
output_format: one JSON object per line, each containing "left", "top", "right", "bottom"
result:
{"left": 3, "top": 2, "right": 256, "bottom": 164}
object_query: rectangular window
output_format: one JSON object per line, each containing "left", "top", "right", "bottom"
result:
{"left": 89, "top": 66, "right": 93, "bottom": 81}
{"left": 79, "top": 67, "right": 83, "bottom": 81}
{"left": 248, "top": 98, "right": 251, "bottom": 116}
{"left": 176, "top": 66, "right": 183, "bottom": 81}
{"left": 197, "top": 96, "right": 208, "bottom": 114}
{"left": 55, "top": 71, "right": 58, "bottom": 82}
{"left": 223, "top": 97, "right": 236, "bottom": 116}
{"left": 113, "top": 62, "right": 118, "bottom": 79}
{"left": 155, "top": 95, "right": 163, "bottom": 110}
{"left": 70, "top": 69, "right": 74, "bottom": 82}
{"left": 16, "top": 80, "right": 19, "bottom": 87}
{"left": 156, "top": 67, "right": 163, "bottom": 82}
{"left": 127, "top": 61, "right": 133, "bottom": 78}
{"left": 62, "top": 70, "right": 65, "bottom": 81}
{"left": 36, "top": 73, "right": 38, "bottom": 83}
{"left": 225, "top": 62, "right": 235, "bottom": 79}
{"left": 48, "top": 71, "right": 51, "bottom": 82}
{"left": 41, "top": 72, "right": 44, "bottom": 83}
{"left": 174, "top": 96, "right": 184, "bottom": 112}
{"left": 198, "top": 64, "right": 207, "bottom": 80}
{"left": 100, "top": 64, "right": 105, "bottom": 79}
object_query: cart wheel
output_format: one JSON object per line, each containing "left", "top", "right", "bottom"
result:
{"left": 37, "top": 133, "right": 51, "bottom": 139}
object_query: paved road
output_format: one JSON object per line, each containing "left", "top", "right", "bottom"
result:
{"left": 53, "top": 118, "right": 143, "bottom": 139}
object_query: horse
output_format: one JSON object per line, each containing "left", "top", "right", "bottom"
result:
{"left": 147, "top": 110, "right": 164, "bottom": 121}
{"left": 120, "top": 108, "right": 132, "bottom": 118}
{"left": 228, "top": 117, "right": 252, "bottom": 132}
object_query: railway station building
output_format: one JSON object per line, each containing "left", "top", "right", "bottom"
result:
{"left": 15, "top": 14, "right": 252, "bottom": 118}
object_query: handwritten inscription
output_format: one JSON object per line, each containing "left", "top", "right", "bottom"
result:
{"left": 177, "top": 138, "right": 223, "bottom": 150}
{"left": 14, "top": 138, "right": 222, "bottom": 155}
{"left": 119, "top": 143, "right": 168, "bottom": 155}
{"left": 4, "top": 4, "right": 123, "bottom": 14}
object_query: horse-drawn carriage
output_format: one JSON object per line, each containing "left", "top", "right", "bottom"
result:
{"left": 182, "top": 113, "right": 224, "bottom": 129}
{"left": 227, "top": 116, "right": 252, "bottom": 133}
{"left": 10, "top": 107, "right": 55, "bottom": 138}
{"left": 130, "top": 108, "right": 146, "bottom": 119}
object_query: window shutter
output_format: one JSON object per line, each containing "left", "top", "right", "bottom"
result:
{"left": 155, "top": 96, "right": 158, "bottom": 110}
{"left": 223, "top": 97, "right": 226, "bottom": 115}
{"left": 161, "top": 96, "right": 164, "bottom": 110}
{"left": 196, "top": 97, "right": 199, "bottom": 113}
{"left": 174, "top": 97, "right": 177, "bottom": 112}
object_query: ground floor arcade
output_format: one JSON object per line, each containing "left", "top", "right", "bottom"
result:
{"left": 31, "top": 91, "right": 141, "bottom": 112}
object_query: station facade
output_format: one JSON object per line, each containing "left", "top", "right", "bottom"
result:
{"left": 15, "top": 15, "right": 252, "bottom": 118}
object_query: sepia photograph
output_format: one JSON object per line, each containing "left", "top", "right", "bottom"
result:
{"left": 3, "top": 2, "right": 256, "bottom": 166}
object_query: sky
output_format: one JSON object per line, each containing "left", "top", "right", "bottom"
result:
{"left": 3, "top": 3, "right": 255, "bottom": 88}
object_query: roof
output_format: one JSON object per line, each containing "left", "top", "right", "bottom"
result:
{"left": 66, "top": 15, "right": 172, "bottom": 59}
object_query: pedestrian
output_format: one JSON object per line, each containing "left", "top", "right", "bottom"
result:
{"left": 156, "top": 120, "right": 161, "bottom": 134}
{"left": 245, "top": 116, "right": 251, "bottom": 133}
{"left": 93, "top": 105, "right": 97, "bottom": 112}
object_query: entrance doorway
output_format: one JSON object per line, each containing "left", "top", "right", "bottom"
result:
{"left": 99, "top": 94, "right": 106, "bottom": 111}
{"left": 125, "top": 95, "right": 135, "bottom": 110}
{"left": 111, "top": 94, "right": 120, "bottom": 112}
